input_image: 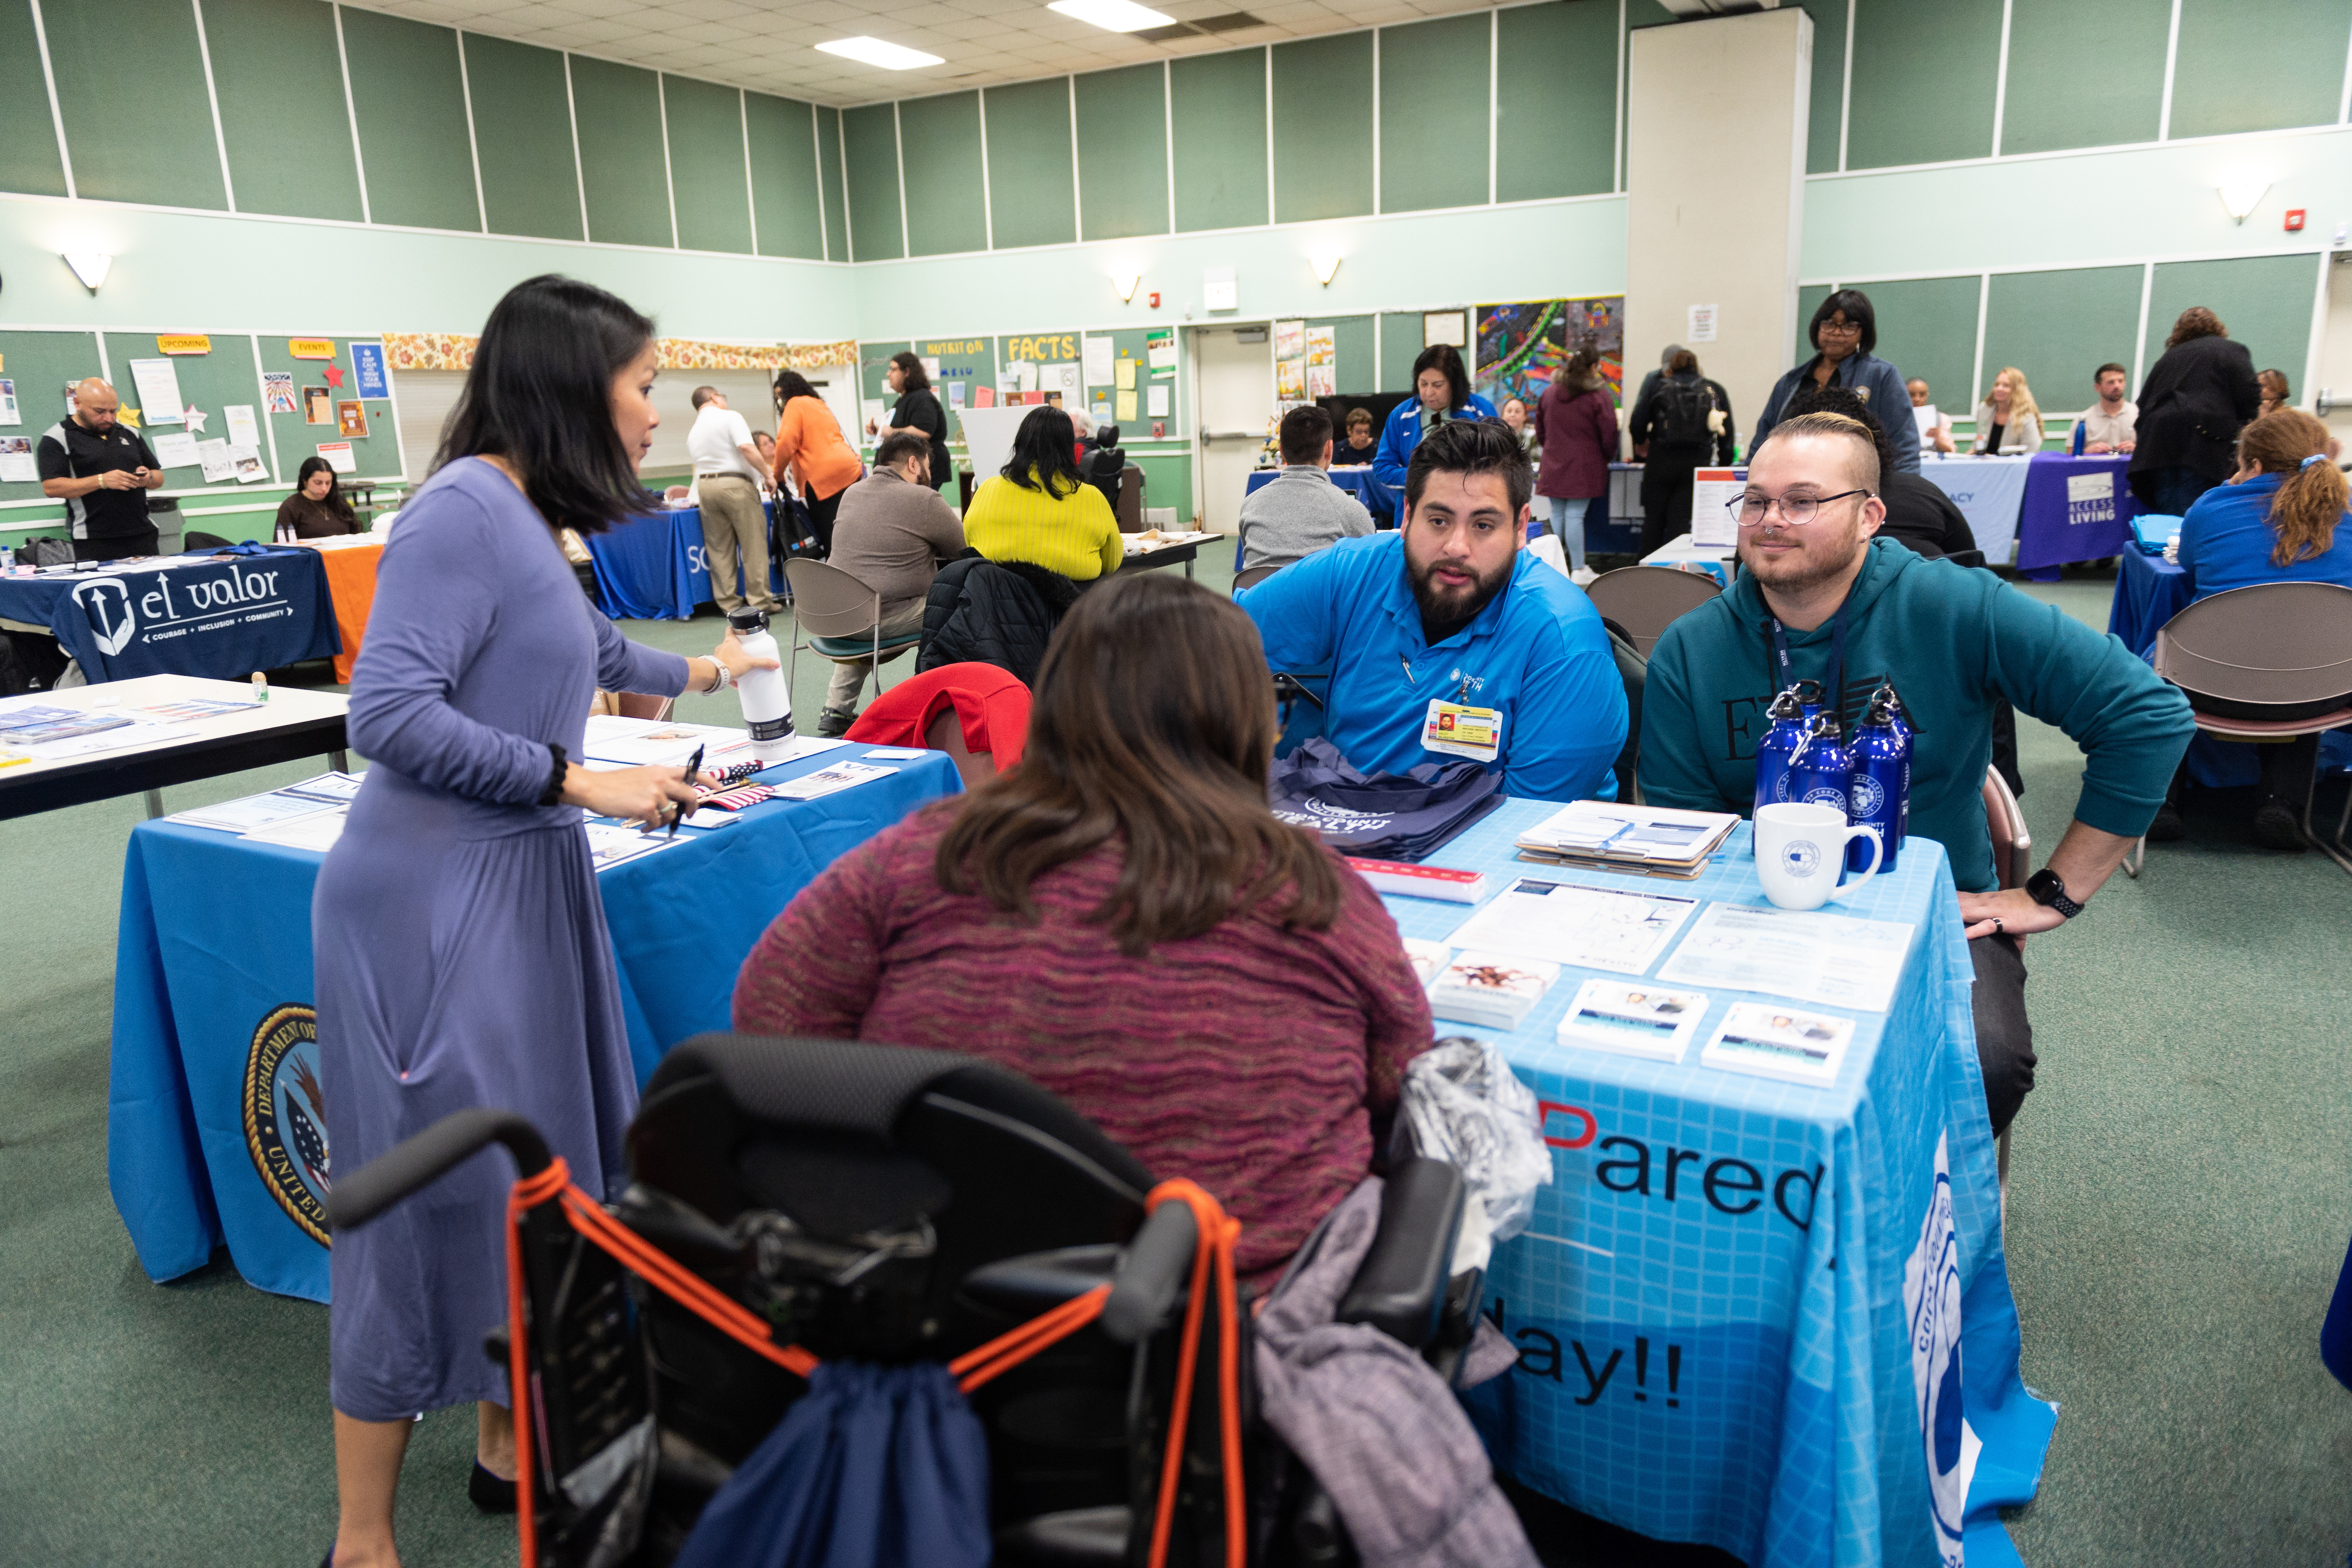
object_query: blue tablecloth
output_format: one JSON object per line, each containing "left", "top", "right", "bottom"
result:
{"left": 2106, "top": 547, "right": 2352, "bottom": 786}
{"left": 1236, "top": 467, "right": 1393, "bottom": 569}
{"left": 106, "top": 746, "right": 960, "bottom": 1303}
{"left": 585, "top": 504, "right": 782, "bottom": 620}
{"left": 0, "top": 547, "right": 339, "bottom": 681}
{"left": 2012, "top": 455, "right": 2134, "bottom": 579}
{"left": 1918, "top": 457, "right": 2031, "bottom": 567}
{"left": 1389, "top": 801, "right": 2052, "bottom": 1567}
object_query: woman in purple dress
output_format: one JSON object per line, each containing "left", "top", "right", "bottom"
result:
{"left": 315, "top": 275, "right": 774, "bottom": 1568}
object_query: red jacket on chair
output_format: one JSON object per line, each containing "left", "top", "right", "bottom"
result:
{"left": 843, "top": 662, "right": 1031, "bottom": 775}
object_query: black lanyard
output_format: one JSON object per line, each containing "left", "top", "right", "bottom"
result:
{"left": 1767, "top": 600, "right": 1851, "bottom": 729}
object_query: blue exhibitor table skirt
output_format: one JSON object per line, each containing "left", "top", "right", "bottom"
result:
{"left": 0, "top": 547, "right": 339, "bottom": 681}
{"left": 106, "top": 746, "right": 961, "bottom": 1304}
{"left": 584, "top": 504, "right": 784, "bottom": 620}
{"left": 1387, "top": 801, "right": 2053, "bottom": 1568}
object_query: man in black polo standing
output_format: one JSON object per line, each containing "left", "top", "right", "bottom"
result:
{"left": 38, "top": 377, "right": 165, "bottom": 561}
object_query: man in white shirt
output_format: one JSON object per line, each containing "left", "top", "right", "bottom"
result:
{"left": 686, "top": 387, "right": 776, "bottom": 616}
{"left": 2075, "top": 364, "right": 2138, "bottom": 454}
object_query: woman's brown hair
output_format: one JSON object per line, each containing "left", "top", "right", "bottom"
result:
{"left": 935, "top": 573, "right": 1343, "bottom": 955}
{"left": 2237, "top": 408, "right": 2349, "bottom": 567}
{"left": 2166, "top": 307, "right": 2227, "bottom": 349}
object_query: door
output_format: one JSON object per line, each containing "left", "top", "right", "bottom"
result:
{"left": 2316, "top": 251, "right": 2352, "bottom": 451}
{"left": 1193, "top": 325, "right": 1274, "bottom": 537}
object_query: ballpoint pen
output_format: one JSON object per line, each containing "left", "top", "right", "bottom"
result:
{"left": 668, "top": 744, "right": 705, "bottom": 838}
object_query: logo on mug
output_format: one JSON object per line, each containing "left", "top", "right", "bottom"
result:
{"left": 1781, "top": 840, "right": 1821, "bottom": 879}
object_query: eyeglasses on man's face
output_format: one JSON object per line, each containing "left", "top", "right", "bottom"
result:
{"left": 1730, "top": 489, "right": 1871, "bottom": 527}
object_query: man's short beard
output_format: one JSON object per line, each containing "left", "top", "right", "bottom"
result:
{"left": 1408, "top": 552, "right": 1512, "bottom": 638}
{"left": 1741, "top": 528, "right": 1867, "bottom": 596}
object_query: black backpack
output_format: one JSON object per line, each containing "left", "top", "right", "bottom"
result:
{"left": 1655, "top": 377, "right": 1716, "bottom": 447}
{"left": 19, "top": 536, "right": 74, "bottom": 568}
{"left": 770, "top": 493, "right": 825, "bottom": 563}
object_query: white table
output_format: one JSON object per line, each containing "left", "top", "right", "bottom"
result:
{"left": 1639, "top": 534, "right": 1738, "bottom": 585}
{"left": 0, "top": 675, "right": 349, "bottom": 821}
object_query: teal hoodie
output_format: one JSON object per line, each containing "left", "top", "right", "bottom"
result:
{"left": 1640, "top": 538, "right": 2195, "bottom": 892}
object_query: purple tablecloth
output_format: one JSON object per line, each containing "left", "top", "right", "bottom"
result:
{"left": 2014, "top": 455, "right": 2134, "bottom": 579}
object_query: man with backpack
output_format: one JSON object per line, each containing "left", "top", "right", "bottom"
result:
{"left": 1626, "top": 349, "right": 1735, "bottom": 555}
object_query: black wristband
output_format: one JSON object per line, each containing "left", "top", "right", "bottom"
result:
{"left": 538, "top": 743, "right": 568, "bottom": 807}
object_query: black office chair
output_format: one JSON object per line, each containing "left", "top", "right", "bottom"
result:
{"left": 1599, "top": 618, "right": 1645, "bottom": 804}
{"left": 184, "top": 531, "right": 235, "bottom": 550}
{"left": 1084, "top": 425, "right": 1126, "bottom": 514}
{"left": 331, "top": 1033, "right": 1476, "bottom": 1568}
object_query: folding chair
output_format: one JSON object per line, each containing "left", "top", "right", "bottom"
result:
{"left": 2152, "top": 581, "right": 2352, "bottom": 875}
{"left": 782, "top": 558, "right": 924, "bottom": 702}
{"left": 1583, "top": 564, "right": 1722, "bottom": 657}
{"left": 1982, "top": 764, "right": 2031, "bottom": 1194}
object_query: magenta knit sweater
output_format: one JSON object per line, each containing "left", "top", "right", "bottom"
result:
{"left": 731, "top": 802, "right": 1435, "bottom": 1279}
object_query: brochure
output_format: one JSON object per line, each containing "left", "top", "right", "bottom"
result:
{"left": 583, "top": 821, "right": 679, "bottom": 871}
{"left": 1443, "top": 877, "right": 1700, "bottom": 976}
{"left": 770, "top": 760, "right": 894, "bottom": 801}
{"left": 1556, "top": 980, "right": 1711, "bottom": 1062}
{"left": 243, "top": 808, "right": 350, "bottom": 854}
{"left": 1699, "top": 1002, "right": 1856, "bottom": 1088}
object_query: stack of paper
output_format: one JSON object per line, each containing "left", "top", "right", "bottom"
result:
{"left": 1401, "top": 937, "right": 1453, "bottom": 986}
{"left": 1556, "top": 980, "right": 1710, "bottom": 1062}
{"left": 168, "top": 773, "right": 364, "bottom": 835}
{"left": 772, "top": 760, "right": 893, "bottom": 801}
{"left": 0, "top": 705, "right": 133, "bottom": 745}
{"left": 1430, "top": 951, "right": 1560, "bottom": 1029}
{"left": 1514, "top": 801, "right": 1740, "bottom": 880}
{"left": 1699, "top": 1003, "right": 1854, "bottom": 1087}
{"left": 583, "top": 821, "right": 679, "bottom": 871}
{"left": 1442, "top": 876, "right": 1699, "bottom": 976}
{"left": 581, "top": 716, "right": 754, "bottom": 767}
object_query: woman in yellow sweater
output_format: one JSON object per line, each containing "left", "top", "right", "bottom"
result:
{"left": 962, "top": 406, "right": 1123, "bottom": 580}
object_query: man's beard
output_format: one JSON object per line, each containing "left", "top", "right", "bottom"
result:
{"left": 1408, "top": 552, "right": 1512, "bottom": 641}
{"left": 1740, "top": 527, "right": 1865, "bottom": 596}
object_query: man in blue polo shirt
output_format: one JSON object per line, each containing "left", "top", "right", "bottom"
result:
{"left": 1241, "top": 417, "right": 1626, "bottom": 802}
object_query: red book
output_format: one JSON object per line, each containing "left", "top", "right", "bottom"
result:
{"left": 1346, "top": 858, "right": 1492, "bottom": 904}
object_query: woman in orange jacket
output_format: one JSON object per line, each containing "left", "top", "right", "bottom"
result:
{"left": 769, "top": 371, "right": 865, "bottom": 553}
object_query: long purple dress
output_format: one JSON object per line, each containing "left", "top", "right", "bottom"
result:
{"left": 314, "top": 458, "right": 688, "bottom": 1421}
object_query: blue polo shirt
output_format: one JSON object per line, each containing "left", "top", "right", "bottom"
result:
{"left": 1242, "top": 532, "right": 1626, "bottom": 802}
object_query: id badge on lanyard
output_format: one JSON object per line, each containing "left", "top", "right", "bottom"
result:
{"left": 1422, "top": 699, "right": 1502, "bottom": 762}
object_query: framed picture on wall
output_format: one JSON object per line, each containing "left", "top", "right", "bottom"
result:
{"left": 1423, "top": 311, "right": 1468, "bottom": 350}
{"left": 304, "top": 387, "right": 333, "bottom": 425}
{"left": 336, "top": 401, "right": 368, "bottom": 439}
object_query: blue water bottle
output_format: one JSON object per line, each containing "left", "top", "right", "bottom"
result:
{"left": 1786, "top": 712, "right": 1855, "bottom": 820}
{"left": 1753, "top": 687, "right": 1810, "bottom": 814}
{"left": 1849, "top": 691, "right": 1911, "bottom": 873}
{"left": 1874, "top": 685, "right": 1914, "bottom": 849}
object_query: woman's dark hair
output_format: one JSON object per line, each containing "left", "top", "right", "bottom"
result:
{"left": 294, "top": 456, "right": 356, "bottom": 526}
{"left": 1002, "top": 405, "right": 1086, "bottom": 497}
{"left": 1809, "top": 289, "right": 1878, "bottom": 355}
{"left": 1666, "top": 349, "right": 1700, "bottom": 376}
{"left": 2237, "top": 408, "right": 2349, "bottom": 568}
{"left": 2166, "top": 307, "right": 2227, "bottom": 348}
{"left": 772, "top": 370, "right": 823, "bottom": 412}
{"left": 433, "top": 274, "right": 656, "bottom": 534}
{"left": 2258, "top": 368, "right": 2291, "bottom": 405}
{"left": 1411, "top": 343, "right": 1471, "bottom": 411}
{"left": 1562, "top": 347, "right": 1604, "bottom": 392}
{"left": 935, "top": 573, "right": 1343, "bottom": 955}
{"left": 889, "top": 350, "right": 931, "bottom": 392}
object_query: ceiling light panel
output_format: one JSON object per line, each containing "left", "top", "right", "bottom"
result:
{"left": 814, "top": 34, "right": 945, "bottom": 68}
{"left": 1048, "top": 0, "right": 1176, "bottom": 32}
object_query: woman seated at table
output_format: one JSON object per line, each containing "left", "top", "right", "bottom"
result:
{"left": 732, "top": 573, "right": 1433, "bottom": 1282}
{"left": 960, "top": 405, "right": 1123, "bottom": 581}
{"left": 1971, "top": 367, "right": 2044, "bottom": 454}
{"left": 274, "top": 456, "right": 361, "bottom": 539}
{"left": 2151, "top": 408, "right": 2352, "bottom": 850}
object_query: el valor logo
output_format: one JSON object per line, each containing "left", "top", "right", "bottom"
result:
{"left": 72, "top": 578, "right": 137, "bottom": 657}
{"left": 75, "top": 563, "right": 288, "bottom": 662}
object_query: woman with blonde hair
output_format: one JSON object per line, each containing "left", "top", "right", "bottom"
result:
{"left": 1971, "top": 367, "right": 2043, "bottom": 454}
{"left": 2150, "top": 407, "right": 2352, "bottom": 849}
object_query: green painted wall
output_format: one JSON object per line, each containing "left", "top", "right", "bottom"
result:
{"left": 899, "top": 93, "right": 987, "bottom": 258}
{"left": 747, "top": 93, "right": 825, "bottom": 262}
{"left": 2000, "top": 0, "right": 2169, "bottom": 157}
{"left": 1379, "top": 15, "right": 1489, "bottom": 215}
{"left": 464, "top": 36, "right": 584, "bottom": 243}
{"left": 1981, "top": 266, "right": 2144, "bottom": 416}
{"left": 983, "top": 79, "right": 1078, "bottom": 251}
{"left": 1075, "top": 65, "right": 1170, "bottom": 242}
{"left": 842, "top": 104, "right": 905, "bottom": 262}
{"left": 203, "top": 0, "right": 364, "bottom": 223}
{"left": 44, "top": 0, "right": 226, "bottom": 209}
{"left": 569, "top": 56, "right": 672, "bottom": 248}
{"left": 2142, "top": 256, "right": 2323, "bottom": 387}
{"left": 1846, "top": 0, "right": 2003, "bottom": 170}
{"left": 1497, "top": 2, "right": 1617, "bottom": 199}
{"left": 340, "top": 8, "right": 481, "bottom": 233}
{"left": 0, "top": 0, "right": 66, "bottom": 198}
{"left": 1171, "top": 50, "right": 1269, "bottom": 233}
{"left": 665, "top": 75, "right": 754, "bottom": 256}
{"left": 1273, "top": 33, "right": 1373, "bottom": 223}
{"left": 2169, "top": 0, "right": 2352, "bottom": 141}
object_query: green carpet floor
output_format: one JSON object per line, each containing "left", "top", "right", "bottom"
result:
{"left": 1, "top": 563, "right": 2347, "bottom": 1565}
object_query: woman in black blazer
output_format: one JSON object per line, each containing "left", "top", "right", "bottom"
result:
{"left": 868, "top": 351, "right": 953, "bottom": 492}
{"left": 2129, "top": 307, "right": 2261, "bottom": 517}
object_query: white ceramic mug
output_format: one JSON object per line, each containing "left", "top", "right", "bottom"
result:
{"left": 1753, "top": 803, "right": 1882, "bottom": 911}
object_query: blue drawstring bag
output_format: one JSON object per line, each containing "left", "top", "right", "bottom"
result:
{"left": 670, "top": 1361, "right": 991, "bottom": 1568}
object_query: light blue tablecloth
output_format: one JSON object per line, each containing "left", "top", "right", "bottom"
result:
{"left": 106, "top": 746, "right": 960, "bottom": 1303}
{"left": 1393, "top": 800, "right": 2053, "bottom": 1567}
{"left": 1918, "top": 456, "right": 2031, "bottom": 566}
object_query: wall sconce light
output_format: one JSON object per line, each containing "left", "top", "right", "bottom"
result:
{"left": 1311, "top": 251, "right": 1342, "bottom": 287}
{"left": 2216, "top": 170, "right": 2270, "bottom": 225}
{"left": 63, "top": 251, "right": 112, "bottom": 292}
{"left": 1113, "top": 271, "right": 1140, "bottom": 303}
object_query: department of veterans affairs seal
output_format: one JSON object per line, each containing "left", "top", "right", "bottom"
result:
{"left": 243, "top": 1004, "right": 332, "bottom": 1247}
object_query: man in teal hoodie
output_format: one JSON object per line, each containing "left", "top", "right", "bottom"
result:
{"left": 1640, "top": 411, "right": 2194, "bottom": 1135}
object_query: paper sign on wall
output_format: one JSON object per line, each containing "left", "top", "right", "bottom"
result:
{"left": 128, "top": 360, "right": 186, "bottom": 426}
{"left": 1044, "top": 363, "right": 1081, "bottom": 401}
{"left": 263, "top": 373, "right": 298, "bottom": 415}
{"left": 316, "top": 441, "right": 357, "bottom": 474}
{"left": 1202, "top": 268, "right": 1237, "bottom": 313}
{"left": 0, "top": 437, "right": 35, "bottom": 483}
{"left": 1115, "top": 391, "right": 1138, "bottom": 422}
{"left": 351, "top": 343, "right": 389, "bottom": 399}
{"left": 304, "top": 387, "right": 334, "bottom": 425}
{"left": 1083, "top": 336, "right": 1113, "bottom": 386}
{"left": 149, "top": 432, "right": 202, "bottom": 469}
{"left": 1687, "top": 304, "right": 1719, "bottom": 343}
{"left": 1146, "top": 329, "right": 1175, "bottom": 376}
{"left": 289, "top": 339, "right": 337, "bottom": 360}
{"left": 0, "top": 378, "right": 18, "bottom": 427}
{"left": 196, "top": 440, "right": 237, "bottom": 482}
{"left": 156, "top": 334, "right": 212, "bottom": 355}
{"left": 225, "top": 405, "right": 261, "bottom": 448}
{"left": 1148, "top": 384, "right": 1169, "bottom": 418}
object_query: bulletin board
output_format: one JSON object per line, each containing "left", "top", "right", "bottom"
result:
{"left": 99, "top": 331, "right": 276, "bottom": 490}
{"left": 1085, "top": 327, "right": 1183, "bottom": 439}
{"left": 1000, "top": 329, "right": 1085, "bottom": 410}
{"left": 257, "top": 335, "right": 403, "bottom": 483}
{"left": 858, "top": 341, "right": 911, "bottom": 412}
{"left": 913, "top": 337, "right": 998, "bottom": 417}
{"left": 0, "top": 329, "right": 107, "bottom": 509}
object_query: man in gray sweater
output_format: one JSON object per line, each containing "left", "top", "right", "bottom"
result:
{"left": 1239, "top": 405, "right": 1376, "bottom": 573}
{"left": 817, "top": 431, "right": 967, "bottom": 733}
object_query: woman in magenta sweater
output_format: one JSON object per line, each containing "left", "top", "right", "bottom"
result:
{"left": 1534, "top": 348, "right": 1619, "bottom": 580}
{"left": 733, "top": 573, "right": 1433, "bottom": 1281}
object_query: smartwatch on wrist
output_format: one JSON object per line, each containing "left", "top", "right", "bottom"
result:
{"left": 2025, "top": 867, "right": 2082, "bottom": 919}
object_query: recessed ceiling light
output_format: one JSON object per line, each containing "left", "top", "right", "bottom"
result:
{"left": 814, "top": 36, "right": 944, "bottom": 69}
{"left": 1048, "top": 0, "right": 1175, "bottom": 32}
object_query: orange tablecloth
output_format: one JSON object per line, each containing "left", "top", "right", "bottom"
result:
{"left": 300, "top": 540, "right": 382, "bottom": 684}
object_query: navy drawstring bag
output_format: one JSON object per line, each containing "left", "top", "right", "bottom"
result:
{"left": 670, "top": 1361, "right": 991, "bottom": 1568}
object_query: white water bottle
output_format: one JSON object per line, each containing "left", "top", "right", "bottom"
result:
{"left": 727, "top": 609, "right": 794, "bottom": 761}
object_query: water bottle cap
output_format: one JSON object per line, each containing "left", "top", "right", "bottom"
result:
{"left": 1808, "top": 711, "right": 1842, "bottom": 738}
{"left": 727, "top": 608, "right": 769, "bottom": 632}
{"left": 1768, "top": 688, "right": 1805, "bottom": 719}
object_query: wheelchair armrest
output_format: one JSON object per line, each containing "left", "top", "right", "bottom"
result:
{"left": 1336, "top": 1158, "right": 1464, "bottom": 1350}
{"left": 1101, "top": 1201, "right": 1200, "bottom": 1345}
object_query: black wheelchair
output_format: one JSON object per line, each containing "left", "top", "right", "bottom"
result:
{"left": 330, "top": 1033, "right": 1484, "bottom": 1567}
